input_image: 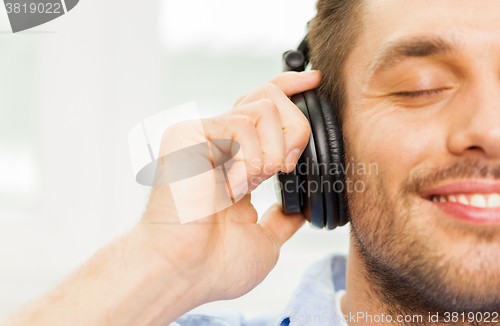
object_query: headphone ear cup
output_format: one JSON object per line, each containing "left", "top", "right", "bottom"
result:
{"left": 303, "top": 90, "right": 339, "bottom": 229}
{"left": 291, "top": 93, "right": 325, "bottom": 229}
{"left": 277, "top": 90, "right": 347, "bottom": 230}
{"left": 317, "top": 93, "right": 348, "bottom": 226}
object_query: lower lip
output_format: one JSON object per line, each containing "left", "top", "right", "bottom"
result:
{"left": 432, "top": 201, "right": 500, "bottom": 223}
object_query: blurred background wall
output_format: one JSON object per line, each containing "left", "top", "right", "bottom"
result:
{"left": 0, "top": 0, "right": 349, "bottom": 319}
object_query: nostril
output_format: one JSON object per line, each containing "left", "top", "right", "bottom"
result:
{"left": 465, "top": 146, "right": 485, "bottom": 154}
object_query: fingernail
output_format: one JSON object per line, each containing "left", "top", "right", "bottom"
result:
{"left": 300, "top": 70, "right": 318, "bottom": 75}
{"left": 285, "top": 148, "right": 302, "bottom": 172}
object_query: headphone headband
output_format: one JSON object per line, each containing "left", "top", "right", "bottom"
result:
{"left": 282, "top": 35, "right": 310, "bottom": 72}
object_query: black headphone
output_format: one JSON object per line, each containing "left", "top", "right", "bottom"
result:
{"left": 277, "top": 36, "right": 348, "bottom": 230}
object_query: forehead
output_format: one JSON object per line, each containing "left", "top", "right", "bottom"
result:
{"left": 363, "top": 0, "right": 500, "bottom": 37}
{"left": 351, "top": 0, "right": 500, "bottom": 78}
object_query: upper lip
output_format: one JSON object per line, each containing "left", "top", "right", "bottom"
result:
{"left": 421, "top": 179, "right": 500, "bottom": 198}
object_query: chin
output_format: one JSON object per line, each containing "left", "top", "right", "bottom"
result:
{"left": 351, "top": 192, "right": 500, "bottom": 314}
{"left": 397, "top": 204, "right": 500, "bottom": 311}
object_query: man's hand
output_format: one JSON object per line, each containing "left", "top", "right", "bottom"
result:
{"left": 139, "top": 71, "right": 321, "bottom": 308}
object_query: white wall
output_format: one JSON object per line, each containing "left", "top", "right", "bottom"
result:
{"left": 0, "top": 0, "right": 349, "bottom": 320}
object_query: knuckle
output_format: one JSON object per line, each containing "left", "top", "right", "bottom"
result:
{"left": 248, "top": 158, "right": 264, "bottom": 175}
{"left": 233, "top": 115, "right": 256, "bottom": 129}
{"left": 296, "top": 119, "right": 311, "bottom": 140}
{"left": 260, "top": 82, "right": 280, "bottom": 97}
{"left": 258, "top": 98, "right": 278, "bottom": 113}
{"left": 211, "top": 115, "right": 228, "bottom": 130}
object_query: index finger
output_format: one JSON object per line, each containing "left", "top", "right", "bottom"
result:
{"left": 267, "top": 70, "right": 322, "bottom": 97}
{"left": 234, "top": 70, "right": 322, "bottom": 107}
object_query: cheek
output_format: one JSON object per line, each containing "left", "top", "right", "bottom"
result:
{"left": 345, "top": 106, "right": 443, "bottom": 196}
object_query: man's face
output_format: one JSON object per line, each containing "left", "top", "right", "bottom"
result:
{"left": 344, "top": 0, "right": 500, "bottom": 312}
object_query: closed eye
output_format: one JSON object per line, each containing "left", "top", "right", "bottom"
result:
{"left": 392, "top": 88, "right": 446, "bottom": 98}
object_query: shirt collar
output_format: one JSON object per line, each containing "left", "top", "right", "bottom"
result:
{"left": 275, "top": 254, "right": 347, "bottom": 326}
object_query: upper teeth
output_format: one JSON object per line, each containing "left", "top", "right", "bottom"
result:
{"left": 431, "top": 193, "right": 500, "bottom": 208}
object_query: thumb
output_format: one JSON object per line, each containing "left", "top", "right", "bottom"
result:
{"left": 259, "top": 204, "right": 306, "bottom": 249}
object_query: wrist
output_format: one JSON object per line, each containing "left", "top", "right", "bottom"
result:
{"left": 122, "top": 226, "right": 210, "bottom": 323}
{"left": 135, "top": 209, "right": 222, "bottom": 299}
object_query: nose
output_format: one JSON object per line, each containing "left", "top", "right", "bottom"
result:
{"left": 447, "top": 78, "right": 500, "bottom": 159}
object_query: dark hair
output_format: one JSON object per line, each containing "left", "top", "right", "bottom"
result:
{"left": 307, "top": 0, "right": 364, "bottom": 125}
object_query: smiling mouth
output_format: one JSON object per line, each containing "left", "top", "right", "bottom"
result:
{"left": 423, "top": 181, "right": 500, "bottom": 223}
{"left": 430, "top": 193, "right": 500, "bottom": 208}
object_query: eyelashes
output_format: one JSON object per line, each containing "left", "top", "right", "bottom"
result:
{"left": 387, "top": 87, "right": 453, "bottom": 107}
{"left": 392, "top": 88, "right": 445, "bottom": 98}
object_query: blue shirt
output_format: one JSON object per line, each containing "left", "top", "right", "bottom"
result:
{"left": 170, "top": 254, "right": 348, "bottom": 326}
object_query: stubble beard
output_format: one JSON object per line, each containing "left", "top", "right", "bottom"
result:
{"left": 346, "top": 155, "right": 500, "bottom": 325}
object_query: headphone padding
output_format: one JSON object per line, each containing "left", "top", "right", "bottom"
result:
{"left": 291, "top": 93, "right": 325, "bottom": 229}
{"left": 303, "top": 90, "right": 339, "bottom": 229}
{"left": 318, "top": 93, "right": 348, "bottom": 226}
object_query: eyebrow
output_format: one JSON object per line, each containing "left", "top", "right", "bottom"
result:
{"left": 368, "top": 36, "right": 458, "bottom": 74}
